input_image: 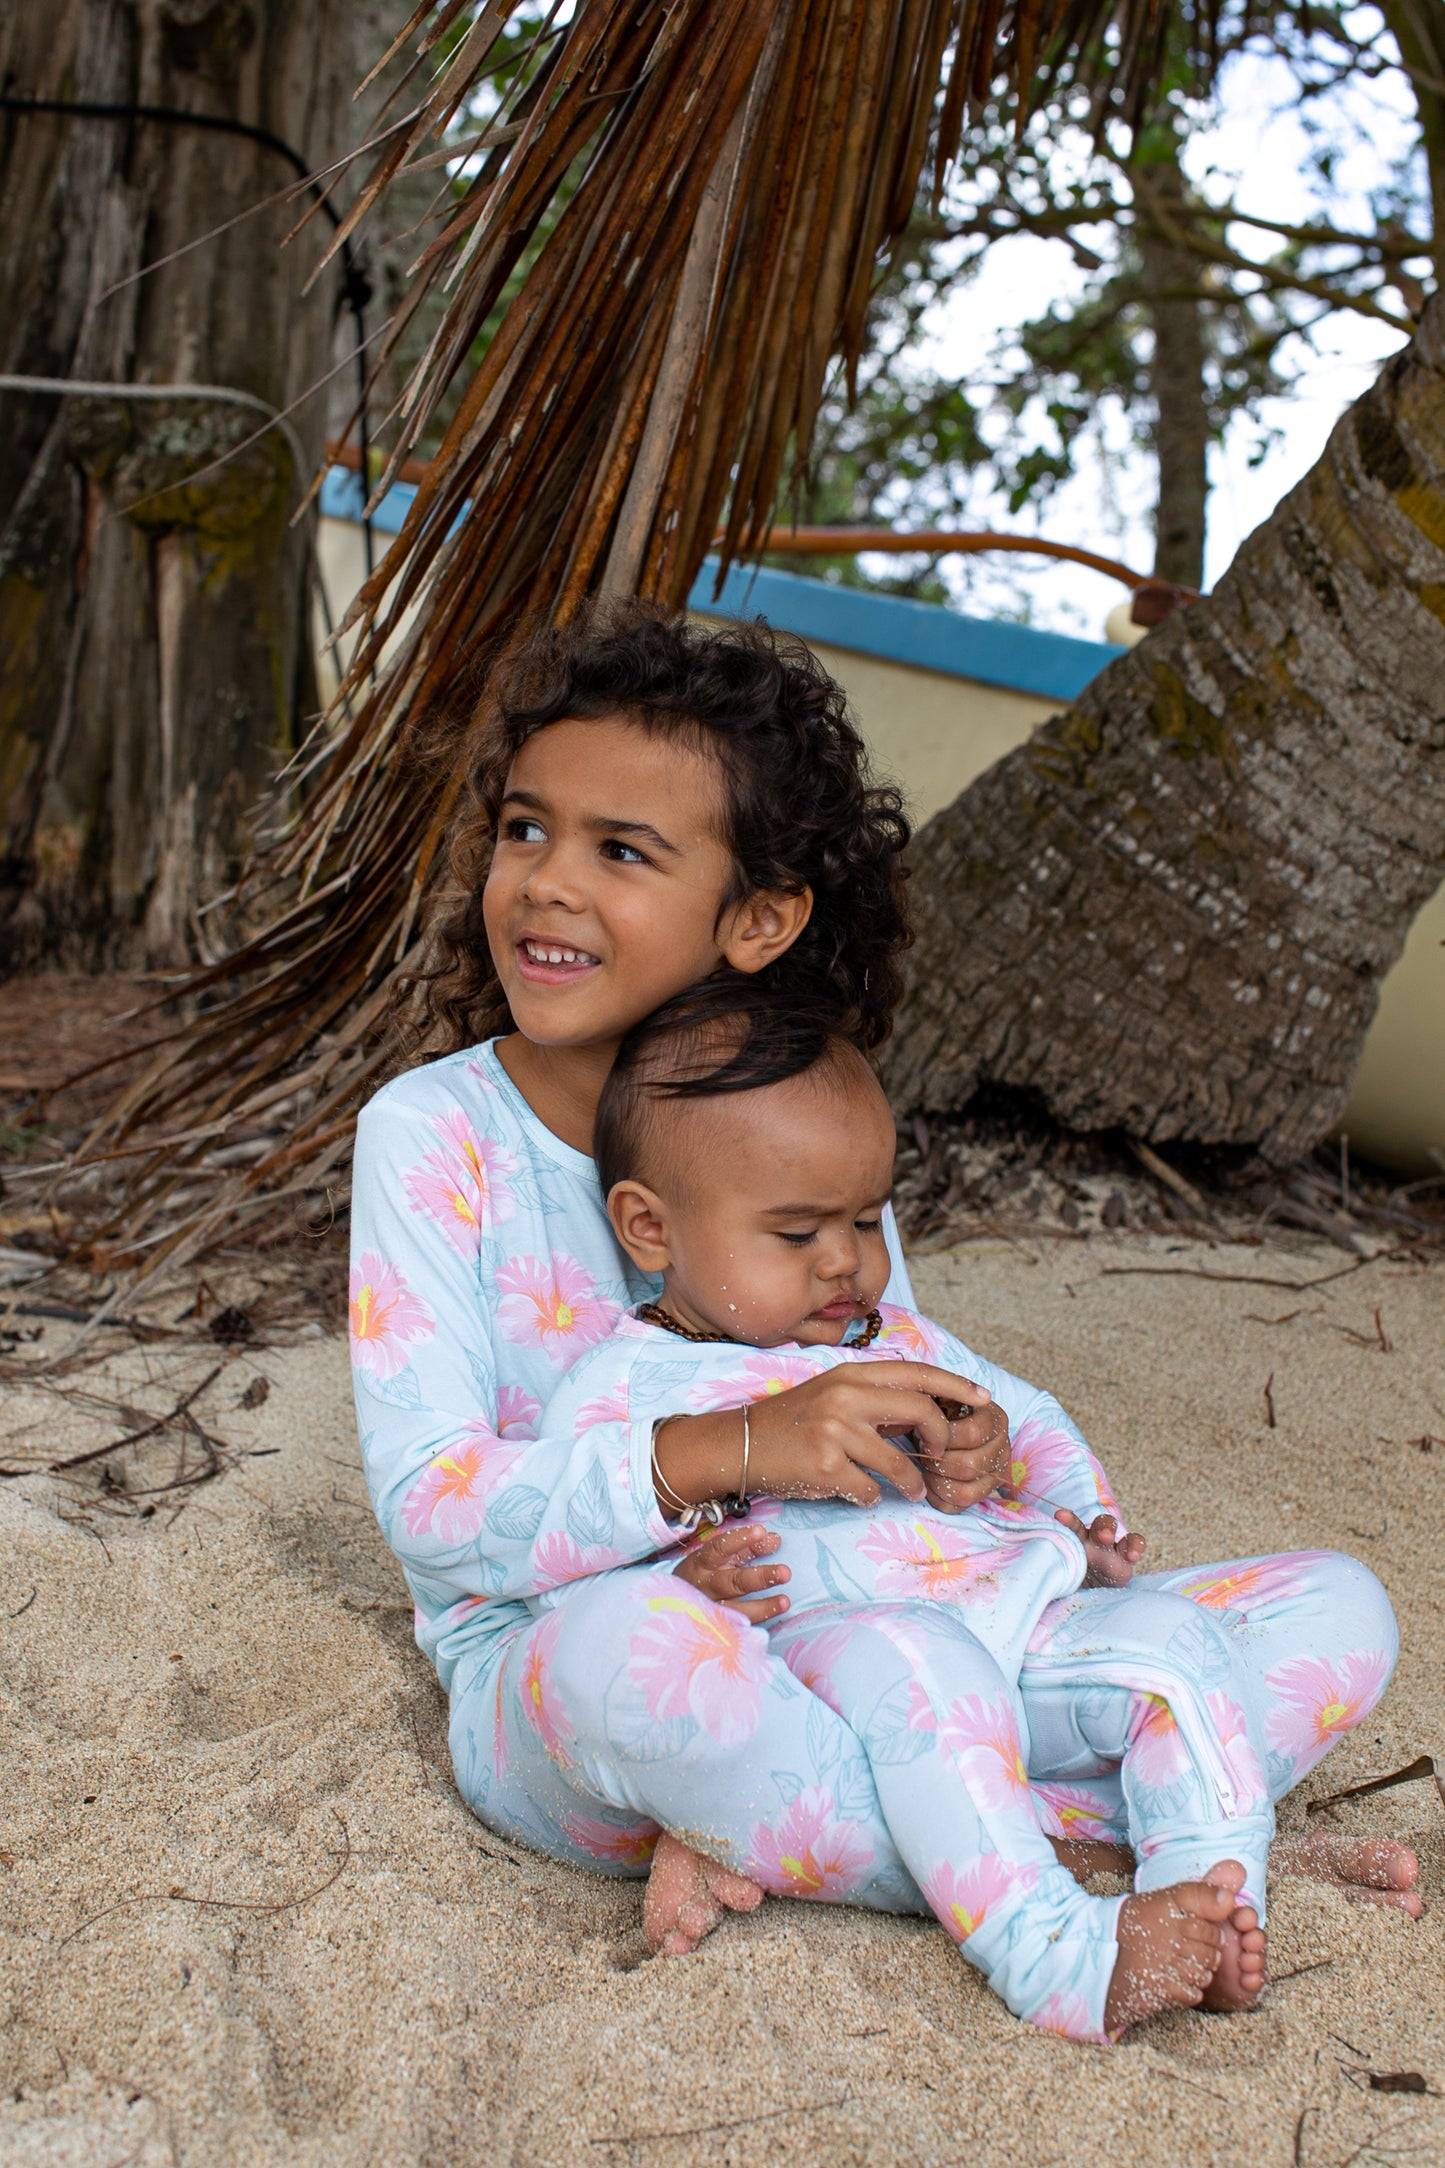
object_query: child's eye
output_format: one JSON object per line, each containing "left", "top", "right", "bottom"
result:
{"left": 855, "top": 1217, "right": 882, "bottom": 1235}
{"left": 600, "top": 837, "right": 649, "bottom": 865}
{"left": 776, "top": 1230, "right": 818, "bottom": 1249}
{"left": 503, "top": 816, "right": 546, "bottom": 843}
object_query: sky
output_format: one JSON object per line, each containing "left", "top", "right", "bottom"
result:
{"left": 862, "top": 25, "right": 1422, "bottom": 642}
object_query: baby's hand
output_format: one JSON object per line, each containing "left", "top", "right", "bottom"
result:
{"left": 672, "top": 1520, "right": 791, "bottom": 1623}
{"left": 1054, "top": 1509, "right": 1146, "bottom": 1587}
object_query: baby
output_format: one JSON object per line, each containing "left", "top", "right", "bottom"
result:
{"left": 529, "top": 985, "right": 1271, "bottom": 2041}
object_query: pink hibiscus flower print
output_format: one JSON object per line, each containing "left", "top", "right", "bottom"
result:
{"left": 496, "top": 1385, "right": 542, "bottom": 1440}
{"left": 402, "top": 1107, "right": 517, "bottom": 1257}
{"left": 533, "top": 1530, "right": 626, "bottom": 1591}
{"left": 1032, "top": 1780, "right": 1119, "bottom": 1842}
{"left": 1033, "top": 1991, "right": 1103, "bottom": 2042}
{"left": 628, "top": 1592, "right": 771, "bottom": 1746}
{"left": 1126, "top": 1692, "right": 1192, "bottom": 1790}
{"left": 400, "top": 1423, "right": 523, "bottom": 1542}
{"left": 747, "top": 1787, "right": 874, "bottom": 1899}
{"left": 874, "top": 1304, "right": 942, "bottom": 1361}
{"left": 562, "top": 1811, "right": 660, "bottom": 1867}
{"left": 687, "top": 1350, "right": 823, "bottom": 1413}
{"left": 1265, "top": 1648, "right": 1391, "bottom": 1770}
{"left": 1173, "top": 1552, "right": 1333, "bottom": 1616}
{"left": 910, "top": 1690, "right": 1032, "bottom": 1812}
{"left": 855, "top": 1518, "right": 1015, "bottom": 1604}
{"left": 1206, "top": 1689, "right": 1267, "bottom": 1809}
{"left": 518, "top": 1611, "right": 573, "bottom": 1765}
{"left": 495, "top": 1253, "right": 621, "bottom": 1360}
{"left": 574, "top": 1379, "right": 630, "bottom": 1433}
{"left": 349, "top": 1252, "right": 435, "bottom": 1379}
{"left": 922, "top": 1854, "right": 1022, "bottom": 1943}
{"left": 776, "top": 1622, "right": 856, "bottom": 1711}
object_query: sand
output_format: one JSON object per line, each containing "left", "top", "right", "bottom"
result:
{"left": 2, "top": 1231, "right": 1443, "bottom": 2167}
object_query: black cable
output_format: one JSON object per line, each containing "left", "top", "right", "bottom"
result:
{"left": 0, "top": 89, "right": 375, "bottom": 571}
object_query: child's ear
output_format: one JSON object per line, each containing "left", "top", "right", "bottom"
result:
{"left": 607, "top": 1180, "right": 672, "bottom": 1273}
{"left": 720, "top": 885, "right": 813, "bottom": 974}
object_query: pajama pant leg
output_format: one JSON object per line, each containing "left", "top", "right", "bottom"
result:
{"left": 1022, "top": 1551, "right": 1398, "bottom": 1879}
{"left": 447, "top": 1563, "right": 923, "bottom": 1915}
{"left": 1020, "top": 1584, "right": 1275, "bottom": 1915}
{"left": 767, "top": 1600, "right": 1125, "bottom": 2039}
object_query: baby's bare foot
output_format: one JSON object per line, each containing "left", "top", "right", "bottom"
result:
{"left": 1272, "top": 1832, "right": 1422, "bottom": 1917}
{"left": 642, "top": 1832, "right": 764, "bottom": 1957}
{"left": 1201, "top": 1892, "right": 1267, "bottom": 2012}
{"left": 1103, "top": 1863, "right": 1242, "bottom": 2033}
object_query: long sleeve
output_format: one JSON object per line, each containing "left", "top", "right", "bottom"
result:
{"left": 928, "top": 1325, "right": 1125, "bottom": 1532}
{"left": 350, "top": 1083, "right": 674, "bottom": 1613}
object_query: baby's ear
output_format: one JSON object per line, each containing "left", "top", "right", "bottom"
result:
{"left": 607, "top": 1180, "right": 672, "bottom": 1273}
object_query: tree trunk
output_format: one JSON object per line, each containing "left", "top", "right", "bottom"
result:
{"left": 0, "top": 0, "right": 358, "bottom": 970}
{"left": 1130, "top": 120, "right": 1209, "bottom": 588}
{"left": 882, "top": 294, "right": 1445, "bottom": 1164}
{"left": 1383, "top": 0, "right": 1445, "bottom": 291}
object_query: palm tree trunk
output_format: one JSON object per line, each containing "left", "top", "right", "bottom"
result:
{"left": 0, "top": 0, "right": 358, "bottom": 970}
{"left": 1131, "top": 124, "right": 1209, "bottom": 588}
{"left": 882, "top": 294, "right": 1445, "bottom": 1163}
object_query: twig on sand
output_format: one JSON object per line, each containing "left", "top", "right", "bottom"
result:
{"left": 1265, "top": 1373, "right": 1277, "bottom": 1429}
{"left": 0, "top": 1367, "right": 225, "bottom": 1478}
{"left": 1272, "top": 1957, "right": 1335, "bottom": 1985}
{"left": 1293, "top": 2106, "right": 1310, "bottom": 2167}
{"left": 589, "top": 2089, "right": 853, "bottom": 2149}
{"left": 1099, "top": 1258, "right": 1376, "bottom": 1293}
{"left": 57, "top": 1810, "right": 351, "bottom": 1948}
{"left": 1305, "top": 1756, "right": 1445, "bottom": 1817}
{"left": 6, "top": 1587, "right": 36, "bottom": 1618}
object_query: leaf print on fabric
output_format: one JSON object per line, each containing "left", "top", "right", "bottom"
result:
{"left": 854, "top": 1518, "right": 1014, "bottom": 1604}
{"left": 496, "top": 1384, "right": 543, "bottom": 1439}
{"left": 1173, "top": 1552, "right": 1335, "bottom": 1615}
{"left": 746, "top": 1786, "right": 874, "bottom": 1899}
{"left": 1265, "top": 1648, "right": 1391, "bottom": 1766}
{"left": 402, "top": 1106, "right": 518, "bottom": 1256}
{"left": 923, "top": 1854, "right": 1023, "bottom": 1943}
{"left": 349, "top": 1252, "right": 435, "bottom": 1379}
{"left": 561, "top": 1810, "right": 660, "bottom": 1866}
{"left": 686, "top": 1350, "right": 822, "bottom": 1412}
{"left": 566, "top": 1459, "right": 618, "bottom": 1549}
{"left": 495, "top": 1253, "right": 621, "bottom": 1361}
{"left": 400, "top": 1423, "right": 524, "bottom": 1543}
{"left": 486, "top": 1484, "right": 551, "bottom": 1543}
{"left": 629, "top": 1593, "right": 771, "bottom": 1746}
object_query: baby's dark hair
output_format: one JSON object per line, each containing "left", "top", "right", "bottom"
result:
{"left": 594, "top": 978, "right": 869, "bottom": 1198}
{"left": 416, "top": 598, "right": 911, "bottom": 1054}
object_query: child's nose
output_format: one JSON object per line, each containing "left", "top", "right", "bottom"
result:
{"left": 520, "top": 843, "right": 587, "bottom": 909}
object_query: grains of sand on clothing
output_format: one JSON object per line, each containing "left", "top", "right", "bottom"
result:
{"left": 2, "top": 1233, "right": 1442, "bottom": 2165}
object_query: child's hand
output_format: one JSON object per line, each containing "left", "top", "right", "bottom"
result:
{"left": 919, "top": 1398, "right": 1011, "bottom": 1515}
{"left": 1055, "top": 1509, "right": 1145, "bottom": 1587}
{"left": 672, "top": 1520, "right": 791, "bottom": 1623}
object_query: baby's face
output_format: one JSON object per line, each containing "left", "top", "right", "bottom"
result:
{"left": 630, "top": 1056, "right": 898, "bottom": 1347}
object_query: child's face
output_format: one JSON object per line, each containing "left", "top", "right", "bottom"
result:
{"left": 609, "top": 1057, "right": 898, "bottom": 1347}
{"left": 483, "top": 718, "right": 806, "bottom": 1052}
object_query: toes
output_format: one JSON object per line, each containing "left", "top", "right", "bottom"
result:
{"left": 706, "top": 1867, "right": 765, "bottom": 1913}
{"left": 1204, "top": 1859, "right": 1247, "bottom": 1901}
{"left": 1345, "top": 1885, "right": 1424, "bottom": 1918}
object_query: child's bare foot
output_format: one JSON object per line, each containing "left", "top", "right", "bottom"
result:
{"left": 1272, "top": 1832, "right": 1422, "bottom": 1917}
{"left": 1102, "top": 1863, "right": 1242, "bottom": 2033}
{"left": 642, "top": 1832, "right": 765, "bottom": 1956}
{"left": 1201, "top": 1890, "right": 1267, "bottom": 2011}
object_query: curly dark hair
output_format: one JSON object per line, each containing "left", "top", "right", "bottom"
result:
{"left": 414, "top": 597, "right": 912, "bottom": 1055}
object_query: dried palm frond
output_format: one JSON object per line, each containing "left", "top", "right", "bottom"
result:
{"left": 74, "top": 0, "right": 1234, "bottom": 1288}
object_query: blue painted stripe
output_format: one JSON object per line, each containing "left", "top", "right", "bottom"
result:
{"left": 320, "top": 465, "right": 418, "bottom": 537}
{"left": 318, "top": 469, "right": 1121, "bottom": 700}
{"left": 687, "top": 558, "right": 1121, "bottom": 701}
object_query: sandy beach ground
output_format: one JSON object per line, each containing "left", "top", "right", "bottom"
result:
{"left": 2, "top": 1231, "right": 1443, "bottom": 2167}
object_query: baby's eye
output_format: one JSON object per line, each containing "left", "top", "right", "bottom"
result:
{"left": 855, "top": 1216, "right": 883, "bottom": 1234}
{"left": 776, "top": 1230, "right": 819, "bottom": 1249}
{"left": 600, "top": 837, "right": 649, "bottom": 864}
{"left": 503, "top": 815, "right": 546, "bottom": 843}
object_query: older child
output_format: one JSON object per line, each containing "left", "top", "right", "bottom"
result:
{"left": 349, "top": 603, "right": 1414, "bottom": 1980}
